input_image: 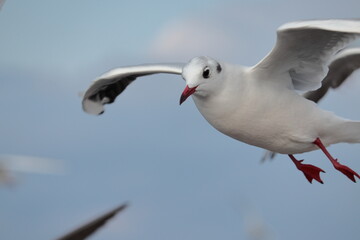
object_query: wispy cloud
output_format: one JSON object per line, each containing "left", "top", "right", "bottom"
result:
{"left": 147, "top": 0, "right": 360, "bottom": 65}
{"left": 148, "top": 18, "right": 237, "bottom": 61}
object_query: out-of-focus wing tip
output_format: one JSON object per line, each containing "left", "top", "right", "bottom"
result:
{"left": 56, "top": 203, "right": 129, "bottom": 240}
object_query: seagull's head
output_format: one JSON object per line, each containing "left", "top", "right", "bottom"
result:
{"left": 180, "top": 56, "right": 223, "bottom": 105}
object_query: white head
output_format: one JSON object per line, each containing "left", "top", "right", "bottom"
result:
{"left": 180, "top": 56, "right": 223, "bottom": 104}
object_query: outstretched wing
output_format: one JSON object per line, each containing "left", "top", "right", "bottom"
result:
{"left": 82, "top": 63, "right": 184, "bottom": 115}
{"left": 253, "top": 19, "right": 360, "bottom": 91}
{"left": 261, "top": 47, "right": 360, "bottom": 162}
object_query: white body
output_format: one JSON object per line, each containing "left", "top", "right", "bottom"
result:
{"left": 192, "top": 63, "right": 357, "bottom": 154}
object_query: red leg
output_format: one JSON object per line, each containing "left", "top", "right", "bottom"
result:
{"left": 288, "top": 154, "right": 325, "bottom": 184}
{"left": 313, "top": 138, "right": 360, "bottom": 182}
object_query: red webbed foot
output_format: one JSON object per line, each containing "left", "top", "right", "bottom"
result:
{"left": 313, "top": 138, "right": 360, "bottom": 182}
{"left": 331, "top": 159, "right": 360, "bottom": 183}
{"left": 289, "top": 155, "right": 325, "bottom": 184}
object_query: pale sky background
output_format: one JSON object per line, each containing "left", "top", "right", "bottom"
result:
{"left": 1, "top": 0, "right": 360, "bottom": 240}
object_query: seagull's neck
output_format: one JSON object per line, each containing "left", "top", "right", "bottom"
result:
{"left": 192, "top": 64, "right": 249, "bottom": 128}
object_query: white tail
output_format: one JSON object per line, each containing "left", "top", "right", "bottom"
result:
{"left": 331, "top": 120, "right": 360, "bottom": 144}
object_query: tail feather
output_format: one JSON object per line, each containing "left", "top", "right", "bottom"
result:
{"left": 332, "top": 121, "right": 360, "bottom": 144}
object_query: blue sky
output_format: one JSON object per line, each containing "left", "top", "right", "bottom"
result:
{"left": 1, "top": 0, "right": 360, "bottom": 239}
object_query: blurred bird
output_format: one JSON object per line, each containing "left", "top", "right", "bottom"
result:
{"left": 0, "top": 0, "right": 5, "bottom": 10}
{"left": 244, "top": 213, "right": 273, "bottom": 240}
{"left": 82, "top": 19, "right": 360, "bottom": 184}
{"left": 55, "top": 203, "right": 128, "bottom": 240}
{"left": 0, "top": 154, "right": 64, "bottom": 186}
{"left": 0, "top": 162, "right": 15, "bottom": 186}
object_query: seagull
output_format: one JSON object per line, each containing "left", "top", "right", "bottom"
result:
{"left": 262, "top": 48, "right": 360, "bottom": 162}
{"left": 82, "top": 19, "right": 360, "bottom": 184}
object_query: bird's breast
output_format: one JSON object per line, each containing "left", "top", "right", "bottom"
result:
{"left": 193, "top": 87, "right": 320, "bottom": 154}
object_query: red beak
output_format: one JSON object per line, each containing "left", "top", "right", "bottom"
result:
{"left": 180, "top": 85, "right": 197, "bottom": 105}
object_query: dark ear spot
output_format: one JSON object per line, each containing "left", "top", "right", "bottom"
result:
{"left": 216, "top": 64, "right": 222, "bottom": 73}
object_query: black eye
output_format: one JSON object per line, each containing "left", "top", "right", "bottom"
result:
{"left": 202, "top": 67, "right": 210, "bottom": 79}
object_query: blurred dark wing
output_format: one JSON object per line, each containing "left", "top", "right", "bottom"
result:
{"left": 261, "top": 48, "right": 360, "bottom": 162}
{"left": 56, "top": 203, "right": 128, "bottom": 240}
{"left": 82, "top": 63, "right": 184, "bottom": 115}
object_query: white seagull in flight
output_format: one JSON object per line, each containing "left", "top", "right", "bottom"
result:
{"left": 82, "top": 19, "right": 360, "bottom": 184}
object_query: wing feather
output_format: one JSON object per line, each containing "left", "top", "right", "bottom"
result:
{"left": 82, "top": 63, "right": 184, "bottom": 115}
{"left": 253, "top": 19, "right": 360, "bottom": 91}
{"left": 304, "top": 48, "right": 360, "bottom": 102}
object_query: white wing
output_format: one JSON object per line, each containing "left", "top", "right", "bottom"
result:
{"left": 82, "top": 63, "right": 184, "bottom": 115}
{"left": 253, "top": 19, "right": 360, "bottom": 91}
